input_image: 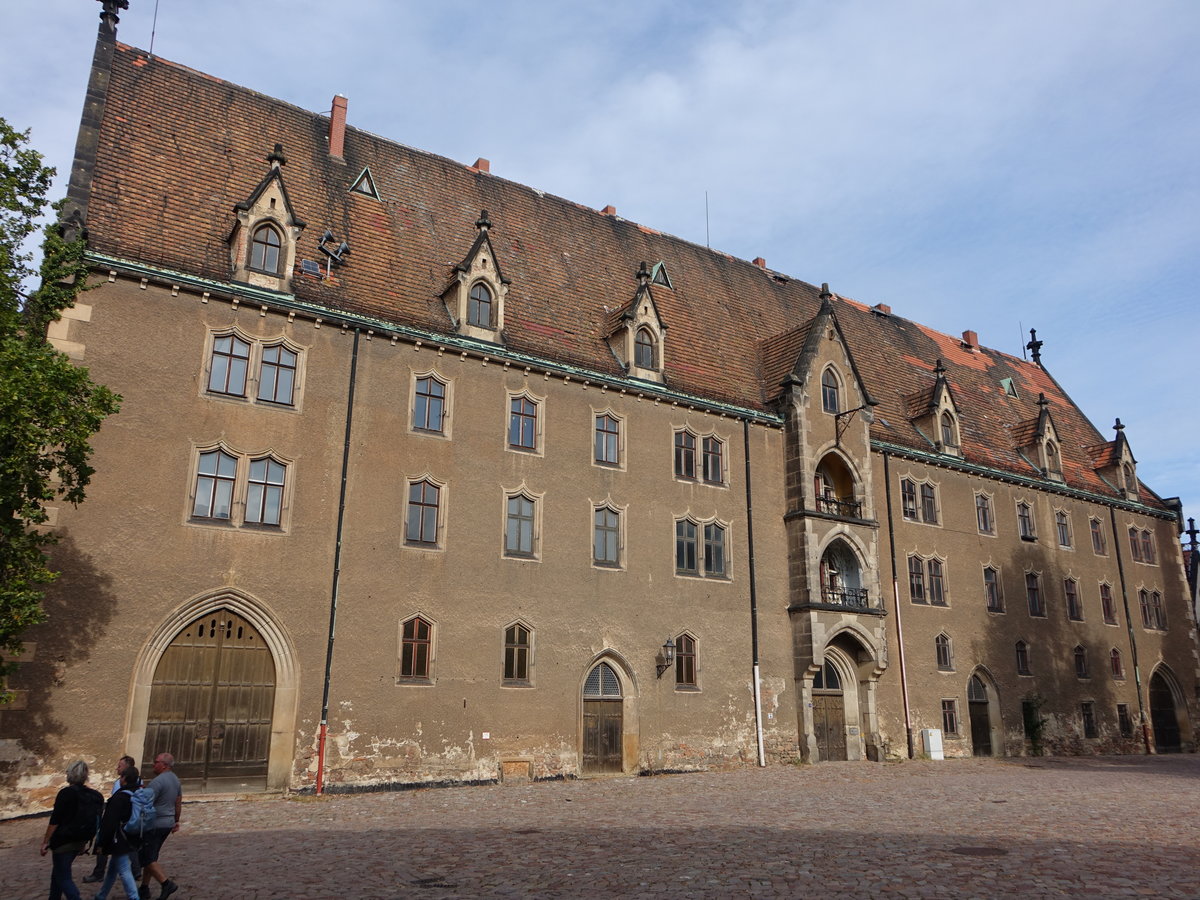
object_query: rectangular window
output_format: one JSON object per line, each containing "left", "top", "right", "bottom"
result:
{"left": 1090, "top": 518, "right": 1107, "bottom": 555}
{"left": 245, "top": 457, "right": 286, "bottom": 526}
{"left": 257, "top": 344, "right": 297, "bottom": 405}
{"left": 908, "top": 555, "right": 926, "bottom": 603}
{"left": 1026, "top": 572, "right": 1045, "bottom": 617}
{"left": 675, "top": 519, "right": 698, "bottom": 574}
{"left": 1151, "top": 591, "right": 1166, "bottom": 630}
{"left": 675, "top": 634, "right": 697, "bottom": 688}
{"left": 508, "top": 396, "right": 539, "bottom": 450}
{"left": 1016, "top": 641, "right": 1032, "bottom": 676}
{"left": 593, "top": 506, "right": 621, "bottom": 567}
{"left": 1110, "top": 649, "right": 1125, "bottom": 680}
{"left": 941, "top": 699, "right": 959, "bottom": 736}
{"left": 503, "top": 623, "right": 530, "bottom": 683}
{"left": 927, "top": 558, "right": 946, "bottom": 606}
{"left": 405, "top": 480, "right": 440, "bottom": 546}
{"left": 1128, "top": 527, "right": 1142, "bottom": 562}
{"left": 976, "top": 494, "right": 994, "bottom": 534}
{"left": 1074, "top": 646, "right": 1090, "bottom": 679}
{"left": 920, "top": 483, "right": 938, "bottom": 524}
{"left": 1140, "top": 530, "right": 1156, "bottom": 565}
{"left": 193, "top": 449, "right": 238, "bottom": 519}
{"left": 702, "top": 436, "right": 724, "bottom": 485}
{"left": 505, "top": 494, "right": 536, "bottom": 557}
{"left": 984, "top": 566, "right": 1004, "bottom": 613}
{"left": 400, "top": 616, "right": 432, "bottom": 680}
{"left": 1081, "top": 702, "right": 1097, "bottom": 739}
{"left": 413, "top": 375, "right": 447, "bottom": 433}
{"left": 674, "top": 431, "right": 696, "bottom": 480}
{"left": 703, "top": 523, "right": 726, "bottom": 577}
{"left": 1065, "top": 579, "right": 1082, "bottom": 621}
{"left": 1018, "top": 502, "right": 1036, "bottom": 540}
{"left": 208, "top": 334, "right": 250, "bottom": 396}
{"left": 1100, "top": 584, "right": 1117, "bottom": 624}
{"left": 935, "top": 635, "right": 953, "bottom": 671}
{"left": 1056, "top": 511, "right": 1072, "bottom": 548}
{"left": 1117, "top": 703, "right": 1133, "bottom": 739}
{"left": 901, "top": 479, "right": 918, "bottom": 520}
{"left": 594, "top": 414, "right": 620, "bottom": 465}
{"left": 1138, "top": 589, "right": 1152, "bottom": 628}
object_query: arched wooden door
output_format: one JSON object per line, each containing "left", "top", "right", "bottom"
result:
{"left": 812, "top": 661, "right": 847, "bottom": 761}
{"left": 143, "top": 610, "right": 276, "bottom": 792}
{"left": 967, "top": 675, "right": 993, "bottom": 757}
{"left": 582, "top": 662, "right": 623, "bottom": 774}
{"left": 1149, "top": 671, "right": 1182, "bottom": 752}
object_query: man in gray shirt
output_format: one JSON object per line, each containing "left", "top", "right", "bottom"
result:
{"left": 138, "top": 752, "right": 181, "bottom": 900}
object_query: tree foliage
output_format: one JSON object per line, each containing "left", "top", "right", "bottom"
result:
{"left": 0, "top": 118, "right": 121, "bottom": 683}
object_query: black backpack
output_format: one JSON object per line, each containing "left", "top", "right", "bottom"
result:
{"left": 58, "top": 784, "right": 105, "bottom": 848}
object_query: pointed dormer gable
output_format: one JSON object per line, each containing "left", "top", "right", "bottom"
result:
{"left": 444, "top": 210, "right": 511, "bottom": 343}
{"left": 349, "top": 166, "right": 380, "bottom": 199}
{"left": 1015, "top": 393, "right": 1064, "bottom": 481}
{"left": 905, "top": 360, "right": 963, "bottom": 457}
{"left": 784, "top": 286, "right": 874, "bottom": 416}
{"left": 1088, "top": 418, "right": 1140, "bottom": 501}
{"left": 229, "top": 144, "right": 306, "bottom": 293}
{"left": 608, "top": 261, "right": 667, "bottom": 384}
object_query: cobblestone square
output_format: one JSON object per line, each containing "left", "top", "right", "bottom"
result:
{"left": 2, "top": 755, "right": 1197, "bottom": 899}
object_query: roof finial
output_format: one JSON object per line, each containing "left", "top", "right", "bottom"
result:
{"left": 99, "top": 0, "right": 129, "bottom": 31}
{"left": 1187, "top": 517, "right": 1198, "bottom": 551}
{"left": 475, "top": 210, "right": 491, "bottom": 232}
{"left": 1037, "top": 392, "right": 1049, "bottom": 409}
{"left": 267, "top": 143, "right": 287, "bottom": 168}
{"left": 820, "top": 282, "right": 832, "bottom": 300}
{"left": 636, "top": 261, "right": 650, "bottom": 285}
{"left": 1026, "top": 328, "right": 1043, "bottom": 365}
{"left": 934, "top": 358, "right": 946, "bottom": 377}
{"left": 1114, "top": 417, "right": 1125, "bottom": 434}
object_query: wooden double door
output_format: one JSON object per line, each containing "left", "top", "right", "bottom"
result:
{"left": 143, "top": 610, "right": 276, "bottom": 792}
{"left": 582, "top": 662, "right": 624, "bottom": 773}
{"left": 812, "top": 693, "right": 848, "bottom": 761}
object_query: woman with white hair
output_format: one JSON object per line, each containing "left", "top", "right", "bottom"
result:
{"left": 40, "top": 760, "right": 104, "bottom": 900}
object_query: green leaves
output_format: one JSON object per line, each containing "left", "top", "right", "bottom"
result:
{"left": 0, "top": 118, "right": 120, "bottom": 686}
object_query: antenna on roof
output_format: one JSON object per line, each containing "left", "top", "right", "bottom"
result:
{"left": 149, "top": 0, "right": 161, "bottom": 58}
{"left": 704, "top": 191, "right": 710, "bottom": 249}
{"left": 1019, "top": 321, "right": 1026, "bottom": 359}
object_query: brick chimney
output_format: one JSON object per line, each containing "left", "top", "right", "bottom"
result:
{"left": 962, "top": 330, "right": 978, "bottom": 349}
{"left": 329, "top": 95, "right": 348, "bottom": 159}
{"left": 601, "top": 205, "right": 616, "bottom": 216}
{"left": 472, "top": 158, "right": 491, "bottom": 173}
{"left": 752, "top": 257, "right": 767, "bottom": 269}
{"left": 873, "top": 303, "right": 891, "bottom": 315}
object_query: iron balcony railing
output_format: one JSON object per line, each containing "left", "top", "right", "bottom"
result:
{"left": 820, "top": 587, "right": 876, "bottom": 610}
{"left": 815, "top": 496, "right": 863, "bottom": 519}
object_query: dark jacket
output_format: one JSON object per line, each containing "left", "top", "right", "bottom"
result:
{"left": 96, "top": 789, "right": 135, "bottom": 856}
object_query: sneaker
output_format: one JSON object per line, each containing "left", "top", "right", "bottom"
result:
{"left": 159, "top": 880, "right": 179, "bottom": 900}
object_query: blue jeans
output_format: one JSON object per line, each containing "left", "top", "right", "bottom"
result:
{"left": 95, "top": 852, "right": 139, "bottom": 900}
{"left": 48, "top": 846, "right": 82, "bottom": 900}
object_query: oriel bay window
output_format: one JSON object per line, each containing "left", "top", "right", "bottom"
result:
{"left": 820, "top": 540, "right": 870, "bottom": 609}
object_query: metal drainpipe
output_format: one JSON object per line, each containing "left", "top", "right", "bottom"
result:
{"left": 1110, "top": 507, "right": 1152, "bottom": 754}
{"left": 882, "top": 451, "right": 914, "bottom": 758}
{"left": 316, "top": 328, "right": 361, "bottom": 794}
{"left": 742, "top": 420, "right": 766, "bottom": 766}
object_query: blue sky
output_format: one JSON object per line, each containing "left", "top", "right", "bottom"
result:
{"left": 5, "top": 1, "right": 1198, "bottom": 536}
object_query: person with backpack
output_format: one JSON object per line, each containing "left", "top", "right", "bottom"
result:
{"left": 91, "top": 766, "right": 143, "bottom": 900}
{"left": 84, "top": 755, "right": 142, "bottom": 886}
{"left": 138, "top": 752, "right": 181, "bottom": 900}
{"left": 39, "top": 759, "right": 104, "bottom": 900}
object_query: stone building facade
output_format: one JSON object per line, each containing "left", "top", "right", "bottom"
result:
{"left": 1, "top": 8, "right": 1195, "bottom": 811}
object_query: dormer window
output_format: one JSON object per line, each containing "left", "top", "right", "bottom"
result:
{"left": 821, "top": 367, "right": 841, "bottom": 414}
{"left": 1045, "top": 440, "right": 1062, "bottom": 478}
{"left": 468, "top": 283, "right": 494, "bottom": 328}
{"left": 635, "top": 327, "right": 657, "bottom": 369}
{"left": 250, "top": 224, "right": 282, "bottom": 274}
{"left": 1123, "top": 463, "right": 1138, "bottom": 500}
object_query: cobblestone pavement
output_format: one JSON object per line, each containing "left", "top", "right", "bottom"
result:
{"left": 2, "top": 755, "right": 1197, "bottom": 899}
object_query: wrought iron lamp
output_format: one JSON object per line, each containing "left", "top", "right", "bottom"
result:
{"left": 656, "top": 637, "right": 676, "bottom": 678}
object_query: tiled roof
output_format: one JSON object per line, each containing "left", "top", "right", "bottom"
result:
{"left": 84, "top": 45, "right": 1163, "bottom": 510}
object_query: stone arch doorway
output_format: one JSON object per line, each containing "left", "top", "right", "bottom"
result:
{"left": 1149, "top": 668, "right": 1186, "bottom": 753}
{"left": 811, "top": 660, "right": 847, "bottom": 761}
{"left": 129, "top": 589, "right": 298, "bottom": 793}
{"left": 967, "top": 671, "right": 1001, "bottom": 757}
{"left": 582, "top": 661, "right": 624, "bottom": 773}
{"left": 143, "top": 610, "right": 275, "bottom": 792}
